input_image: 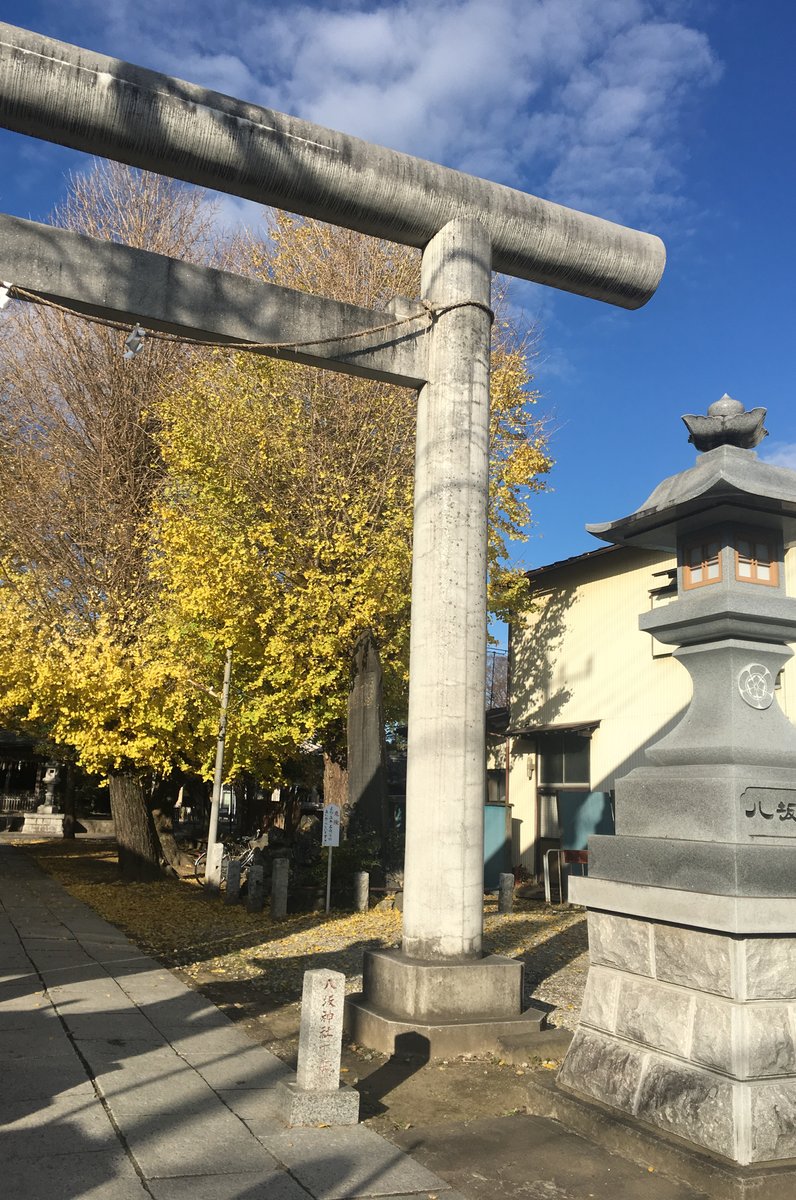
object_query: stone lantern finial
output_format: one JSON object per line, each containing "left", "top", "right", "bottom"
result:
{"left": 682, "top": 393, "right": 768, "bottom": 452}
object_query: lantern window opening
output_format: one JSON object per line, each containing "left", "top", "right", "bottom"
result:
{"left": 734, "top": 529, "right": 779, "bottom": 587}
{"left": 682, "top": 537, "right": 723, "bottom": 590}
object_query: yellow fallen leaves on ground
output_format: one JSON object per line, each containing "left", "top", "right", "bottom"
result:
{"left": 24, "top": 841, "right": 402, "bottom": 999}
{"left": 22, "top": 841, "right": 587, "bottom": 1022}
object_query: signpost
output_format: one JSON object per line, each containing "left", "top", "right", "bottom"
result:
{"left": 322, "top": 804, "right": 341, "bottom": 913}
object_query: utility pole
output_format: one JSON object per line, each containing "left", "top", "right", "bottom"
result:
{"left": 204, "top": 648, "right": 233, "bottom": 891}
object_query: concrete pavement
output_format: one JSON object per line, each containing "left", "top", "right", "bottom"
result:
{"left": 1, "top": 843, "right": 711, "bottom": 1200}
{"left": 0, "top": 844, "right": 465, "bottom": 1200}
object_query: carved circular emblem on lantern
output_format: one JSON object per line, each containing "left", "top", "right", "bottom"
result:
{"left": 738, "top": 663, "right": 775, "bottom": 710}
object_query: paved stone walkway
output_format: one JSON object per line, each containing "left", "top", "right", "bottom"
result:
{"left": 0, "top": 845, "right": 464, "bottom": 1200}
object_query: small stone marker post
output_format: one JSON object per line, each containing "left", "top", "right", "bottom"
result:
{"left": 278, "top": 969, "right": 359, "bottom": 1126}
{"left": 498, "top": 872, "right": 514, "bottom": 914}
{"left": 204, "top": 841, "right": 225, "bottom": 894}
{"left": 224, "top": 859, "right": 242, "bottom": 905}
{"left": 353, "top": 871, "right": 369, "bottom": 913}
{"left": 271, "top": 857, "right": 289, "bottom": 919}
{"left": 246, "top": 862, "right": 265, "bottom": 912}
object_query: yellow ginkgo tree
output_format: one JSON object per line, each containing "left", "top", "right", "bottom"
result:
{"left": 0, "top": 161, "right": 219, "bottom": 878}
{"left": 0, "top": 177, "right": 552, "bottom": 880}
{"left": 154, "top": 214, "right": 552, "bottom": 801}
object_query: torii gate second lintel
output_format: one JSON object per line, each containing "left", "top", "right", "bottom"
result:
{"left": 0, "top": 212, "right": 430, "bottom": 387}
{"left": 0, "top": 24, "right": 667, "bottom": 1055}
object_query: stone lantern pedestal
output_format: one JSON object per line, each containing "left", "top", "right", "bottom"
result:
{"left": 559, "top": 400, "right": 796, "bottom": 1167}
{"left": 21, "top": 761, "right": 66, "bottom": 837}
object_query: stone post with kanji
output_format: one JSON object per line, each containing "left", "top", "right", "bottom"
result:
{"left": 278, "top": 969, "right": 359, "bottom": 1126}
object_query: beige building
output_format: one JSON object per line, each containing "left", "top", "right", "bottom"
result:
{"left": 505, "top": 542, "right": 796, "bottom": 877}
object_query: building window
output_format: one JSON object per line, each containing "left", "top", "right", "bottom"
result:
{"left": 486, "top": 768, "right": 506, "bottom": 805}
{"left": 735, "top": 532, "right": 778, "bottom": 586}
{"left": 682, "top": 538, "right": 722, "bottom": 589}
{"left": 537, "top": 790, "right": 560, "bottom": 838}
{"left": 537, "top": 731, "right": 591, "bottom": 788}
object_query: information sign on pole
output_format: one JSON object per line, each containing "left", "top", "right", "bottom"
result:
{"left": 322, "top": 803, "right": 341, "bottom": 913}
{"left": 322, "top": 804, "right": 341, "bottom": 847}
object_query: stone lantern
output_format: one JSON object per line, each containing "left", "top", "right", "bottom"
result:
{"left": 20, "top": 759, "right": 67, "bottom": 837}
{"left": 558, "top": 397, "right": 796, "bottom": 1168}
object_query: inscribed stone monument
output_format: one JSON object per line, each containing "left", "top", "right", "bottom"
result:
{"left": 279, "top": 969, "right": 359, "bottom": 1126}
{"left": 347, "top": 631, "right": 388, "bottom": 845}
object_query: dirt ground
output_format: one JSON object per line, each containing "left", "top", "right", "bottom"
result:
{"left": 14, "top": 838, "right": 589, "bottom": 1136}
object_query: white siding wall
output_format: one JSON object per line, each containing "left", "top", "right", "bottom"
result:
{"left": 507, "top": 737, "right": 536, "bottom": 871}
{"left": 509, "top": 547, "right": 684, "bottom": 873}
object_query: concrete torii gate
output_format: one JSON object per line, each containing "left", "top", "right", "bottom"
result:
{"left": 0, "top": 23, "right": 666, "bottom": 1054}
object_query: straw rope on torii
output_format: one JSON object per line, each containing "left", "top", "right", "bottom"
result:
{"left": 3, "top": 283, "right": 495, "bottom": 355}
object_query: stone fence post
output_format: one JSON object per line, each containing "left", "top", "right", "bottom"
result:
{"left": 498, "top": 873, "right": 514, "bottom": 914}
{"left": 271, "top": 857, "right": 289, "bottom": 920}
{"left": 353, "top": 871, "right": 369, "bottom": 913}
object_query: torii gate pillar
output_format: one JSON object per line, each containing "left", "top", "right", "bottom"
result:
{"left": 346, "top": 219, "right": 543, "bottom": 1056}
{"left": 403, "top": 217, "right": 491, "bottom": 961}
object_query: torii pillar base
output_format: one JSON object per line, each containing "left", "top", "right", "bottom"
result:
{"left": 345, "top": 948, "right": 547, "bottom": 1059}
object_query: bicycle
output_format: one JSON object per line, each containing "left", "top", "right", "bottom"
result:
{"left": 194, "top": 829, "right": 264, "bottom": 889}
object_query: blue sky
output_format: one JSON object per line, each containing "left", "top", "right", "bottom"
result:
{"left": 1, "top": 0, "right": 794, "bottom": 604}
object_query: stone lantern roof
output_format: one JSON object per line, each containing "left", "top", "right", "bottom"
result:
{"left": 587, "top": 397, "right": 796, "bottom": 552}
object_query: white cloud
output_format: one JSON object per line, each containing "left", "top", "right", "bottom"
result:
{"left": 30, "top": 0, "right": 721, "bottom": 231}
{"left": 760, "top": 442, "right": 796, "bottom": 471}
{"left": 167, "top": 53, "right": 262, "bottom": 100}
{"left": 207, "top": 192, "right": 268, "bottom": 239}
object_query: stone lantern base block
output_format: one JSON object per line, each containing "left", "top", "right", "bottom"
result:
{"left": 559, "top": 901, "right": 796, "bottom": 1166}
{"left": 20, "top": 812, "right": 66, "bottom": 837}
{"left": 526, "top": 1068, "right": 796, "bottom": 1200}
{"left": 278, "top": 1080, "right": 360, "bottom": 1127}
{"left": 344, "top": 948, "right": 547, "bottom": 1058}
{"left": 588, "top": 833, "right": 796, "bottom": 897}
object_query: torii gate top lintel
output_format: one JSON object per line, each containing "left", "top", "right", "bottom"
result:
{"left": 0, "top": 21, "right": 665, "bottom": 311}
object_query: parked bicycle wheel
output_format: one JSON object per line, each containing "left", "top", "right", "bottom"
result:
{"left": 194, "top": 847, "right": 232, "bottom": 889}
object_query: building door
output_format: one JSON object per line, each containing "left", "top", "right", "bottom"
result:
{"left": 534, "top": 730, "right": 592, "bottom": 877}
